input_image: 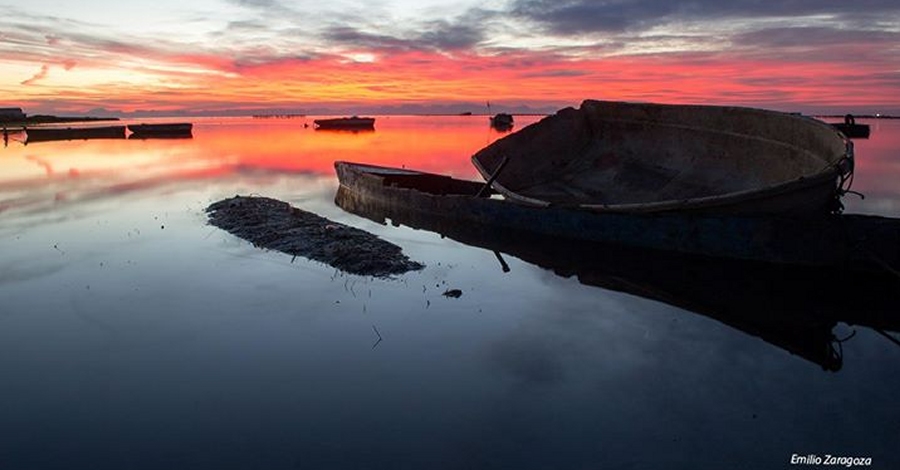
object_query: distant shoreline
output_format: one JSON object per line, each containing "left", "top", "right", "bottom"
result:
{"left": 2, "top": 115, "right": 120, "bottom": 127}
{"left": 815, "top": 114, "right": 898, "bottom": 120}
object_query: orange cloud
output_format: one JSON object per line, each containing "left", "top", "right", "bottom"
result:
{"left": 21, "top": 64, "right": 50, "bottom": 86}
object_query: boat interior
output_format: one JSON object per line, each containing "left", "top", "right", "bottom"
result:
{"left": 472, "top": 101, "right": 848, "bottom": 207}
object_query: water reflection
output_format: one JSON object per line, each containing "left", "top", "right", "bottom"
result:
{"left": 842, "top": 119, "right": 900, "bottom": 216}
{"left": 336, "top": 178, "right": 900, "bottom": 372}
{"left": 0, "top": 116, "right": 541, "bottom": 218}
{"left": 1, "top": 115, "right": 899, "bottom": 469}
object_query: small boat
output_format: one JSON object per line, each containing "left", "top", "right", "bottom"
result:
{"left": 829, "top": 114, "right": 870, "bottom": 139}
{"left": 127, "top": 122, "right": 193, "bottom": 137}
{"left": 334, "top": 161, "right": 899, "bottom": 270}
{"left": 313, "top": 116, "right": 375, "bottom": 130}
{"left": 472, "top": 100, "right": 854, "bottom": 215}
{"left": 490, "top": 113, "right": 514, "bottom": 130}
{"left": 25, "top": 125, "right": 126, "bottom": 143}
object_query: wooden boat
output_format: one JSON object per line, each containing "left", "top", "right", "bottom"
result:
{"left": 829, "top": 114, "right": 870, "bottom": 139}
{"left": 25, "top": 125, "right": 126, "bottom": 143}
{"left": 336, "top": 180, "right": 900, "bottom": 371}
{"left": 472, "top": 100, "right": 854, "bottom": 215}
{"left": 127, "top": 122, "right": 193, "bottom": 137}
{"left": 334, "top": 161, "right": 900, "bottom": 271}
{"left": 313, "top": 116, "right": 375, "bottom": 130}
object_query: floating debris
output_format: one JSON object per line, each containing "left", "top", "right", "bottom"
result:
{"left": 206, "top": 196, "right": 424, "bottom": 277}
{"left": 442, "top": 289, "right": 463, "bottom": 298}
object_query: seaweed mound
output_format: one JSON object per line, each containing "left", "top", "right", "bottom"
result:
{"left": 206, "top": 196, "right": 424, "bottom": 277}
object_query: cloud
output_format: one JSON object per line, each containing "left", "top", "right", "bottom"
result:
{"left": 512, "top": 0, "right": 675, "bottom": 34}
{"left": 321, "top": 10, "right": 489, "bottom": 53}
{"left": 21, "top": 64, "right": 50, "bottom": 85}
{"left": 418, "top": 19, "right": 484, "bottom": 50}
{"left": 510, "top": 0, "right": 900, "bottom": 36}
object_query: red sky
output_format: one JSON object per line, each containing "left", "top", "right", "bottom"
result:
{"left": 2, "top": 1, "right": 899, "bottom": 116}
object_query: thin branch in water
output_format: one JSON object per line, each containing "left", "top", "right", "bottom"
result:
{"left": 371, "top": 325, "right": 383, "bottom": 349}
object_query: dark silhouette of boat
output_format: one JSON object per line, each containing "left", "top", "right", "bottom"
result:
{"left": 334, "top": 162, "right": 899, "bottom": 270}
{"left": 472, "top": 100, "right": 854, "bottom": 215}
{"left": 313, "top": 116, "right": 375, "bottom": 130}
{"left": 490, "top": 113, "right": 514, "bottom": 130}
{"left": 334, "top": 164, "right": 900, "bottom": 371}
{"left": 127, "top": 123, "right": 193, "bottom": 138}
{"left": 25, "top": 125, "right": 126, "bottom": 144}
{"left": 829, "top": 114, "right": 870, "bottom": 139}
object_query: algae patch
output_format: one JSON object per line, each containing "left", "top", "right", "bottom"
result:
{"left": 206, "top": 196, "right": 424, "bottom": 277}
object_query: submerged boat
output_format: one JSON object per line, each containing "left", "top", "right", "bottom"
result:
{"left": 25, "top": 125, "right": 126, "bottom": 143}
{"left": 313, "top": 116, "right": 375, "bottom": 130}
{"left": 334, "top": 161, "right": 900, "bottom": 270}
{"left": 472, "top": 100, "right": 854, "bottom": 215}
{"left": 127, "top": 123, "right": 193, "bottom": 137}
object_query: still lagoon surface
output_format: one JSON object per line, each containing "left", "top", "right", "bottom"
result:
{"left": 1, "top": 115, "right": 898, "bottom": 469}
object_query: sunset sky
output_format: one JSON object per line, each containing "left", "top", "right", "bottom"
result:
{"left": 1, "top": 0, "right": 899, "bottom": 116}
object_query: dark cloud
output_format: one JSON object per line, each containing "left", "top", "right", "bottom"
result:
{"left": 510, "top": 0, "right": 900, "bottom": 35}
{"left": 418, "top": 19, "right": 484, "bottom": 50}
{"left": 512, "top": 0, "right": 675, "bottom": 34}
{"left": 734, "top": 26, "right": 900, "bottom": 49}
{"left": 322, "top": 15, "right": 486, "bottom": 53}
{"left": 322, "top": 26, "right": 410, "bottom": 51}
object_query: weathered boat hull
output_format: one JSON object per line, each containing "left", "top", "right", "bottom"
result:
{"left": 335, "top": 161, "right": 899, "bottom": 271}
{"left": 472, "top": 100, "right": 853, "bottom": 215}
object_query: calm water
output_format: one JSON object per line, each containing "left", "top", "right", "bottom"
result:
{"left": 1, "top": 116, "right": 898, "bottom": 469}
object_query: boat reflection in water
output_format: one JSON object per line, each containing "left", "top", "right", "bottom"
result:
{"left": 336, "top": 182, "right": 900, "bottom": 372}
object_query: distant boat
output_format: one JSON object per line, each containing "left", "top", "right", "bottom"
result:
{"left": 127, "top": 123, "right": 193, "bottom": 137}
{"left": 829, "top": 114, "right": 870, "bottom": 139}
{"left": 490, "top": 113, "right": 514, "bottom": 130}
{"left": 313, "top": 116, "right": 375, "bottom": 130}
{"left": 25, "top": 125, "right": 126, "bottom": 144}
{"left": 473, "top": 100, "right": 853, "bottom": 215}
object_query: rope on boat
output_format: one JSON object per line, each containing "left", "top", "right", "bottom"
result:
{"left": 874, "top": 329, "right": 900, "bottom": 350}
{"left": 826, "top": 329, "right": 857, "bottom": 371}
{"left": 476, "top": 154, "right": 511, "bottom": 198}
{"left": 834, "top": 141, "right": 864, "bottom": 213}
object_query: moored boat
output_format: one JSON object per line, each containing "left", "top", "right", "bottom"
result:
{"left": 829, "top": 114, "right": 870, "bottom": 139}
{"left": 313, "top": 116, "right": 375, "bottom": 130}
{"left": 490, "top": 113, "right": 514, "bottom": 130}
{"left": 127, "top": 122, "right": 193, "bottom": 137}
{"left": 472, "top": 100, "right": 854, "bottom": 215}
{"left": 334, "top": 161, "right": 899, "bottom": 271}
{"left": 25, "top": 125, "right": 126, "bottom": 143}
